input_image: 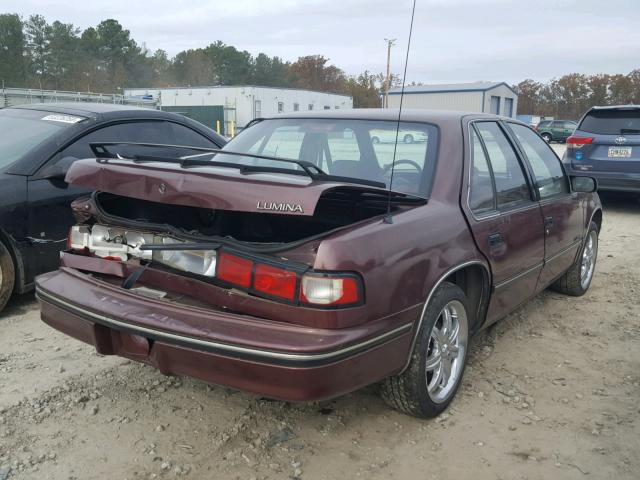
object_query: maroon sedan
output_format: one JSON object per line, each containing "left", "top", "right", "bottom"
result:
{"left": 35, "top": 110, "right": 601, "bottom": 418}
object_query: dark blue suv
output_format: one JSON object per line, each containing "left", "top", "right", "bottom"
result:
{"left": 563, "top": 105, "right": 640, "bottom": 193}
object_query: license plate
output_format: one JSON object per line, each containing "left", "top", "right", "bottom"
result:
{"left": 608, "top": 147, "right": 632, "bottom": 158}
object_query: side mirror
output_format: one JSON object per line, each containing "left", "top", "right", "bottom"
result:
{"left": 571, "top": 176, "right": 597, "bottom": 193}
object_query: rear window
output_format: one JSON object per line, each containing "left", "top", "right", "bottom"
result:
{"left": 0, "top": 109, "right": 85, "bottom": 169}
{"left": 579, "top": 109, "right": 640, "bottom": 135}
{"left": 222, "top": 118, "right": 439, "bottom": 197}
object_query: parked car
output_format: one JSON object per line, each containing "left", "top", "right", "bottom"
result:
{"left": 563, "top": 105, "right": 640, "bottom": 193}
{"left": 370, "top": 128, "right": 427, "bottom": 144}
{"left": 35, "top": 109, "right": 601, "bottom": 418}
{"left": 535, "top": 119, "right": 577, "bottom": 143}
{"left": 0, "top": 103, "right": 226, "bottom": 312}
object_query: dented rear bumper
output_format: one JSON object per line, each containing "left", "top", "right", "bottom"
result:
{"left": 35, "top": 265, "right": 414, "bottom": 401}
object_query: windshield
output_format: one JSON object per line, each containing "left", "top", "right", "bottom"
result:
{"left": 579, "top": 109, "right": 640, "bottom": 135}
{"left": 0, "top": 108, "right": 84, "bottom": 169}
{"left": 220, "top": 118, "right": 438, "bottom": 197}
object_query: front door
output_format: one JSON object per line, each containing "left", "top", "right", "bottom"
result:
{"left": 506, "top": 122, "right": 584, "bottom": 287}
{"left": 463, "top": 121, "right": 545, "bottom": 324}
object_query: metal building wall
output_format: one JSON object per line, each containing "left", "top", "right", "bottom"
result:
{"left": 481, "top": 84, "right": 518, "bottom": 117}
{"left": 387, "top": 91, "right": 483, "bottom": 112}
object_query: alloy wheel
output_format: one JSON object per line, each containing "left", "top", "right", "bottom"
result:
{"left": 424, "top": 300, "right": 468, "bottom": 403}
{"left": 580, "top": 231, "right": 597, "bottom": 289}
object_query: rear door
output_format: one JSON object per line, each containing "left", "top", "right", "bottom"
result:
{"left": 464, "top": 121, "right": 545, "bottom": 324}
{"left": 573, "top": 108, "right": 640, "bottom": 174}
{"left": 506, "top": 122, "right": 584, "bottom": 287}
{"left": 27, "top": 120, "right": 221, "bottom": 276}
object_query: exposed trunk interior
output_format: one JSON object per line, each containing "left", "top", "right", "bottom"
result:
{"left": 95, "top": 188, "right": 421, "bottom": 244}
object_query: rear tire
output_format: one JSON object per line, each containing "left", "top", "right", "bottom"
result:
{"left": 541, "top": 133, "right": 552, "bottom": 143}
{"left": 371, "top": 136, "right": 380, "bottom": 144}
{"left": 381, "top": 282, "right": 470, "bottom": 418}
{"left": 0, "top": 242, "right": 16, "bottom": 313}
{"left": 552, "top": 221, "right": 598, "bottom": 296}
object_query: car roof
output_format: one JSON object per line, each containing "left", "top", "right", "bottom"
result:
{"left": 10, "top": 102, "right": 163, "bottom": 119}
{"left": 589, "top": 104, "right": 640, "bottom": 111}
{"left": 261, "top": 108, "right": 515, "bottom": 124}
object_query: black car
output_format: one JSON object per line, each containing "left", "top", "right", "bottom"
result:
{"left": 0, "top": 103, "right": 226, "bottom": 312}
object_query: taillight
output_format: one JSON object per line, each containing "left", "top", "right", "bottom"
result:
{"left": 67, "top": 225, "right": 365, "bottom": 308}
{"left": 217, "top": 252, "right": 252, "bottom": 288}
{"left": 254, "top": 264, "right": 297, "bottom": 301}
{"left": 300, "top": 274, "right": 362, "bottom": 307}
{"left": 68, "top": 225, "right": 90, "bottom": 252}
{"left": 566, "top": 136, "right": 593, "bottom": 148}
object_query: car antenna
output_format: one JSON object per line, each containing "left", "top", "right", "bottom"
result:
{"left": 384, "top": 0, "right": 418, "bottom": 224}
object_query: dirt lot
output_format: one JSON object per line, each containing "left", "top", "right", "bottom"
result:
{"left": 1, "top": 154, "right": 639, "bottom": 478}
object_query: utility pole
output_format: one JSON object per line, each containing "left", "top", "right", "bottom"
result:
{"left": 384, "top": 38, "right": 396, "bottom": 108}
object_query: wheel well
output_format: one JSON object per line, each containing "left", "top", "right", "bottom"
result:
{"left": 443, "top": 264, "right": 490, "bottom": 333}
{"left": 591, "top": 209, "right": 603, "bottom": 234}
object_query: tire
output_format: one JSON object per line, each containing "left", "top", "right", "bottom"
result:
{"left": 0, "top": 241, "right": 16, "bottom": 313}
{"left": 541, "top": 133, "right": 552, "bottom": 143}
{"left": 381, "top": 282, "right": 470, "bottom": 418}
{"left": 552, "top": 221, "right": 598, "bottom": 296}
{"left": 403, "top": 134, "right": 414, "bottom": 144}
{"left": 371, "top": 136, "right": 380, "bottom": 144}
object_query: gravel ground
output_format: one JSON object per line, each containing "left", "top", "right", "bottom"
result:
{"left": 1, "top": 172, "right": 639, "bottom": 479}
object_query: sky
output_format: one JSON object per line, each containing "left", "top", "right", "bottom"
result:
{"left": 3, "top": 0, "right": 640, "bottom": 84}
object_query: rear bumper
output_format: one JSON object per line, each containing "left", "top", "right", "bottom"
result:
{"left": 595, "top": 176, "right": 640, "bottom": 193}
{"left": 566, "top": 167, "right": 640, "bottom": 193}
{"left": 35, "top": 269, "right": 413, "bottom": 401}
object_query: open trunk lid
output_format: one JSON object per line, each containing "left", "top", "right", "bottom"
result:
{"left": 66, "top": 158, "right": 398, "bottom": 217}
{"left": 67, "top": 158, "right": 424, "bottom": 251}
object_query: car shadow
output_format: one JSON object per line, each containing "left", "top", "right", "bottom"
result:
{"left": 0, "top": 292, "right": 38, "bottom": 319}
{"left": 599, "top": 192, "right": 640, "bottom": 214}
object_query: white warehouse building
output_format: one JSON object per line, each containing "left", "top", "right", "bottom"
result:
{"left": 124, "top": 85, "right": 353, "bottom": 135}
{"left": 388, "top": 82, "right": 518, "bottom": 118}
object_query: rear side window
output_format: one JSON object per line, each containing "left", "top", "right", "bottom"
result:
{"left": 475, "top": 122, "right": 531, "bottom": 208}
{"left": 579, "top": 110, "right": 640, "bottom": 135}
{"left": 469, "top": 129, "right": 495, "bottom": 213}
{"left": 508, "top": 123, "right": 569, "bottom": 199}
{"left": 538, "top": 121, "right": 551, "bottom": 129}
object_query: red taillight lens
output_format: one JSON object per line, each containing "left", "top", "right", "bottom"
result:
{"left": 300, "top": 274, "right": 362, "bottom": 306}
{"left": 566, "top": 136, "right": 593, "bottom": 148}
{"left": 217, "top": 252, "right": 253, "bottom": 288}
{"left": 254, "top": 264, "right": 297, "bottom": 301}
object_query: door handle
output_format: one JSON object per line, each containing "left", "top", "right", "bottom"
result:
{"left": 488, "top": 232, "right": 503, "bottom": 248}
{"left": 544, "top": 216, "right": 554, "bottom": 235}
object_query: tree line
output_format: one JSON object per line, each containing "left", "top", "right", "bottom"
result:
{"left": 0, "top": 13, "right": 388, "bottom": 107}
{"left": 514, "top": 71, "right": 640, "bottom": 120}
{"left": 1, "top": 13, "right": 638, "bottom": 114}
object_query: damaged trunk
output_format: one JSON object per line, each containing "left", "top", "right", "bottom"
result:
{"left": 92, "top": 188, "right": 419, "bottom": 246}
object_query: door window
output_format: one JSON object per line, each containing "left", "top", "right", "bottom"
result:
{"left": 475, "top": 122, "right": 531, "bottom": 208}
{"left": 508, "top": 123, "right": 569, "bottom": 199}
{"left": 469, "top": 129, "right": 496, "bottom": 213}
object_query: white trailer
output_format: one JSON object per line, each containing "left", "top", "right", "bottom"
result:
{"left": 124, "top": 85, "right": 353, "bottom": 133}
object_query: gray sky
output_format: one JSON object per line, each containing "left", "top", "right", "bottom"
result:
{"left": 4, "top": 0, "right": 640, "bottom": 84}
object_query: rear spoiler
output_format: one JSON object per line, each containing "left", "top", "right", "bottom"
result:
{"left": 89, "top": 142, "right": 386, "bottom": 189}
